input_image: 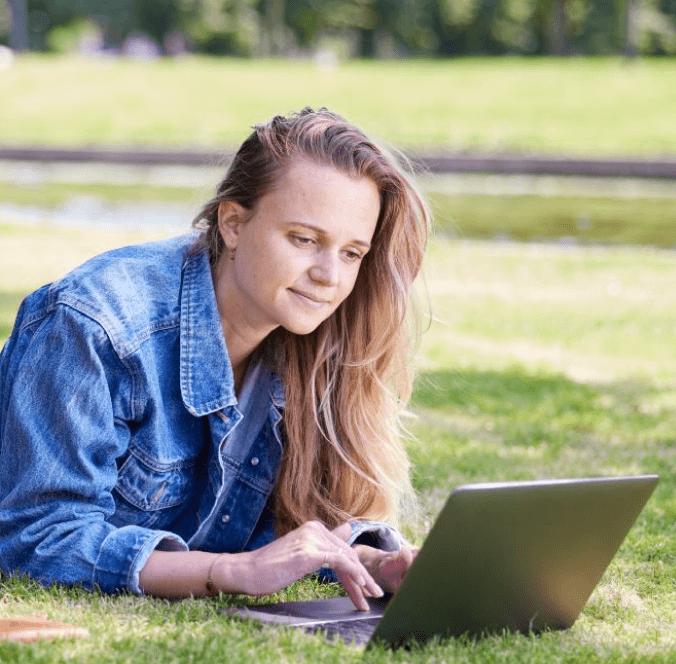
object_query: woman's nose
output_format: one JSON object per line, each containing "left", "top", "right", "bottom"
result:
{"left": 309, "top": 251, "right": 339, "bottom": 285}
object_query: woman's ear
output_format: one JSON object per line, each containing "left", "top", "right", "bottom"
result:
{"left": 217, "top": 201, "right": 246, "bottom": 250}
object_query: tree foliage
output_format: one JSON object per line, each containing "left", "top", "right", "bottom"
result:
{"left": 2, "top": 0, "right": 675, "bottom": 55}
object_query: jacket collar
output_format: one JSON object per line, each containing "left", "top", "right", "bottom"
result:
{"left": 179, "top": 246, "right": 286, "bottom": 416}
{"left": 179, "top": 247, "right": 237, "bottom": 417}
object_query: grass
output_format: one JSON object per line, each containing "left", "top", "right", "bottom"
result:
{"left": 0, "top": 222, "right": 172, "bottom": 340}
{"left": 419, "top": 239, "right": 676, "bottom": 383}
{"left": 1, "top": 221, "right": 675, "bottom": 661}
{"left": 1, "top": 55, "right": 676, "bottom": 156}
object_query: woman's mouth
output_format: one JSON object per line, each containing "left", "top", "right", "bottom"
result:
{"left": 289, "top": 289, "right": 328, "bottom": 309}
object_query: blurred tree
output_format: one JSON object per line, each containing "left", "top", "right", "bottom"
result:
{"left": 0, "top": 1, "right": 10, "bottom": 42}
{"left": 285, "top": 0, "right": 378, "bottom": 52}
{"left": 393, "top": 0, "right": 440, "bottom": 53}
{"left": 10, "top": 0, "right": 676, "bottom": 56}
{"left": 134, "top": 0, "right": 181, "bottom": 43}
{"left": 26, "top": 0, "right": 136, "bottom": 49}
{"left": 567, "top": 0, "right": 619, "bottom": 53}
{"left": 618, "top": 0, "right": 638, "bottom": 54}
{"left": 261, "top": 0, "right": 285, "bottom": 54}
{"left": 547, "top": 0, "right": 568, "bottom": 53}
{"left": 488, "top": 0, "right": 538, "bottom": 53}
{"left": 640, "top": 0, "right": 676, "bottom": 52}
{"left": 352, "top": 0, "right": 395, "bottom": 57}
{"left": 46, "top": 16, "right": 102, "bottom": 51}
{"left": 9, "top": 0, "right": 29, "bottom": 49}
{"left": 180, "top": 0, "right": 262, "bottom": 54}
{"left": 436, "top": 0, "right": 521, "bottom": 54}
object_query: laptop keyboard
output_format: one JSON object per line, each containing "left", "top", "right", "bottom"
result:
{"left": 304, "top": 616, "right": 382, "bottom": 645}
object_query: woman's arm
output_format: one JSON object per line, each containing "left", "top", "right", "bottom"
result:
{"left": 0, "top": 303, "right": 188, "bottom": 593}
{"left": 139, "top": 550, "right": 220, "bottom": 598}
{"left": 140, "top": 521, "right": 383, "bottom": 610}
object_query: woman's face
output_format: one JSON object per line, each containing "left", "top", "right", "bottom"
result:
{"left": 217, "top": 158, "right": 380, "bottom": 340}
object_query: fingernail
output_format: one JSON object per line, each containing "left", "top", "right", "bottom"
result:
{"left": 365, "top": 581, "right": 383, "bottom": 597}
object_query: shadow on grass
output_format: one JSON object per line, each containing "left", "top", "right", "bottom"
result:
{"left": 409, "top": 366, "right": 676, "bottom": 576}
{"left": 410, "top": 366, "right": 674, "bottom": 494}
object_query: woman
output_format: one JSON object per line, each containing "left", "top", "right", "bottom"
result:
{"left": 0, "top": 108, "right": 429, "bottom": 611}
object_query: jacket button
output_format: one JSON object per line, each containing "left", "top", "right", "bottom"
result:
{"left": 221, "top": 514, "right": 230, "bottom": 523}
{"left": 250, "top": 457, "right": 260, "bottom": 466}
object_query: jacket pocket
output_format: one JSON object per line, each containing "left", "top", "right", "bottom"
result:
{"left": 110, "top": 452, "right": 196, "bottom": 529}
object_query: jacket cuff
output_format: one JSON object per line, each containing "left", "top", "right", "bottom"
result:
{"left": 93, "top": 526, "right": 188, "bottom": 594}
{"left": 347, "top": 520, "right": 403, "bottom": 552}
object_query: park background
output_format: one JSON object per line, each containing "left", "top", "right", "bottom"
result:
{"left": 2, "top": 0, "right": 676, "bottom": 56}
{"left": 1, "top": 0, "right": 676, "bottom": 660}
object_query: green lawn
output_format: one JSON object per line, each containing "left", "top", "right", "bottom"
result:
{"left": 1, "top": 55, "right": 676, "bottom": 156}
{"left": 2, "top": 50, "right": 674, "bottom": 663}
{"left": 1, "top": 222, "right": 675, "bottom": 662}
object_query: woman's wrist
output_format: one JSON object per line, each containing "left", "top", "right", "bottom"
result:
{"left": 140, "top": 550, "right": 246, "bottom": 599}
{"left": 206, "top": 550, "right": 252, "bottom": 596}
{"left": 205, "top": 553, "right": 224, "bottom": 596}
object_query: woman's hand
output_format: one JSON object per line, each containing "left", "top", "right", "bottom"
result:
{"left": 352, "top": 544, "right": 419, "bottom": 594}
{"left": 139, "top": 523, "right": 415, "bottom": 604}
{"left": 213, "top": 520, "right": 383, "bottom": 610}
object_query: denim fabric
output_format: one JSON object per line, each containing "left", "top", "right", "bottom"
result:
{"left": 0, "top": 235, "right": 401, "bottom": 595}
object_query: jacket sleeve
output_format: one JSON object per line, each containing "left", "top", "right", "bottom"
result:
{"left": 0, "top": 300, "right": 188, "bottom": 594}
{"left": 347, "top": 520, "right": 405, "bottom": 551}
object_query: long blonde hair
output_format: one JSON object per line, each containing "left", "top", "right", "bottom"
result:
{"left": 193, "top": 108, "right": 429, "bottom": 534}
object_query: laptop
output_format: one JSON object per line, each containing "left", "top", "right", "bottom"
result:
{"left": 223, "top": 475, "right": 659, "bottom": 648}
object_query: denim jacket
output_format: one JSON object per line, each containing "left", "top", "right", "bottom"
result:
{"left": 0, "top": 235, "right": 402, "bottom": 594}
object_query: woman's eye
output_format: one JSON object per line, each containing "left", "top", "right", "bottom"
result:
{"left": 291, "top": 234, "right": 314, "bottom": 246}
{"left": 344, "top": 249, "right": 363, "bottom": 262}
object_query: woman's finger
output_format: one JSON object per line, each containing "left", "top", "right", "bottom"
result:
{"left": 320, "top": 544, "right": 384, "bottom": 609}
{"left": 374, "top": 547, "right": 418, "bottom": 592}
{"left": 235, "top": 521, "right": 384, "bottom": 606}
{"left": 333, "top": 567, "right": 371, "bottom": 611}
{"left": 399, "top": 546, "right": 414, "bottom": 567}
{"left": 323, "top": 546, "right": 378, "bottom": 590}
{"left": 320, "top": 529, "right": 367, "bottom": 567}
